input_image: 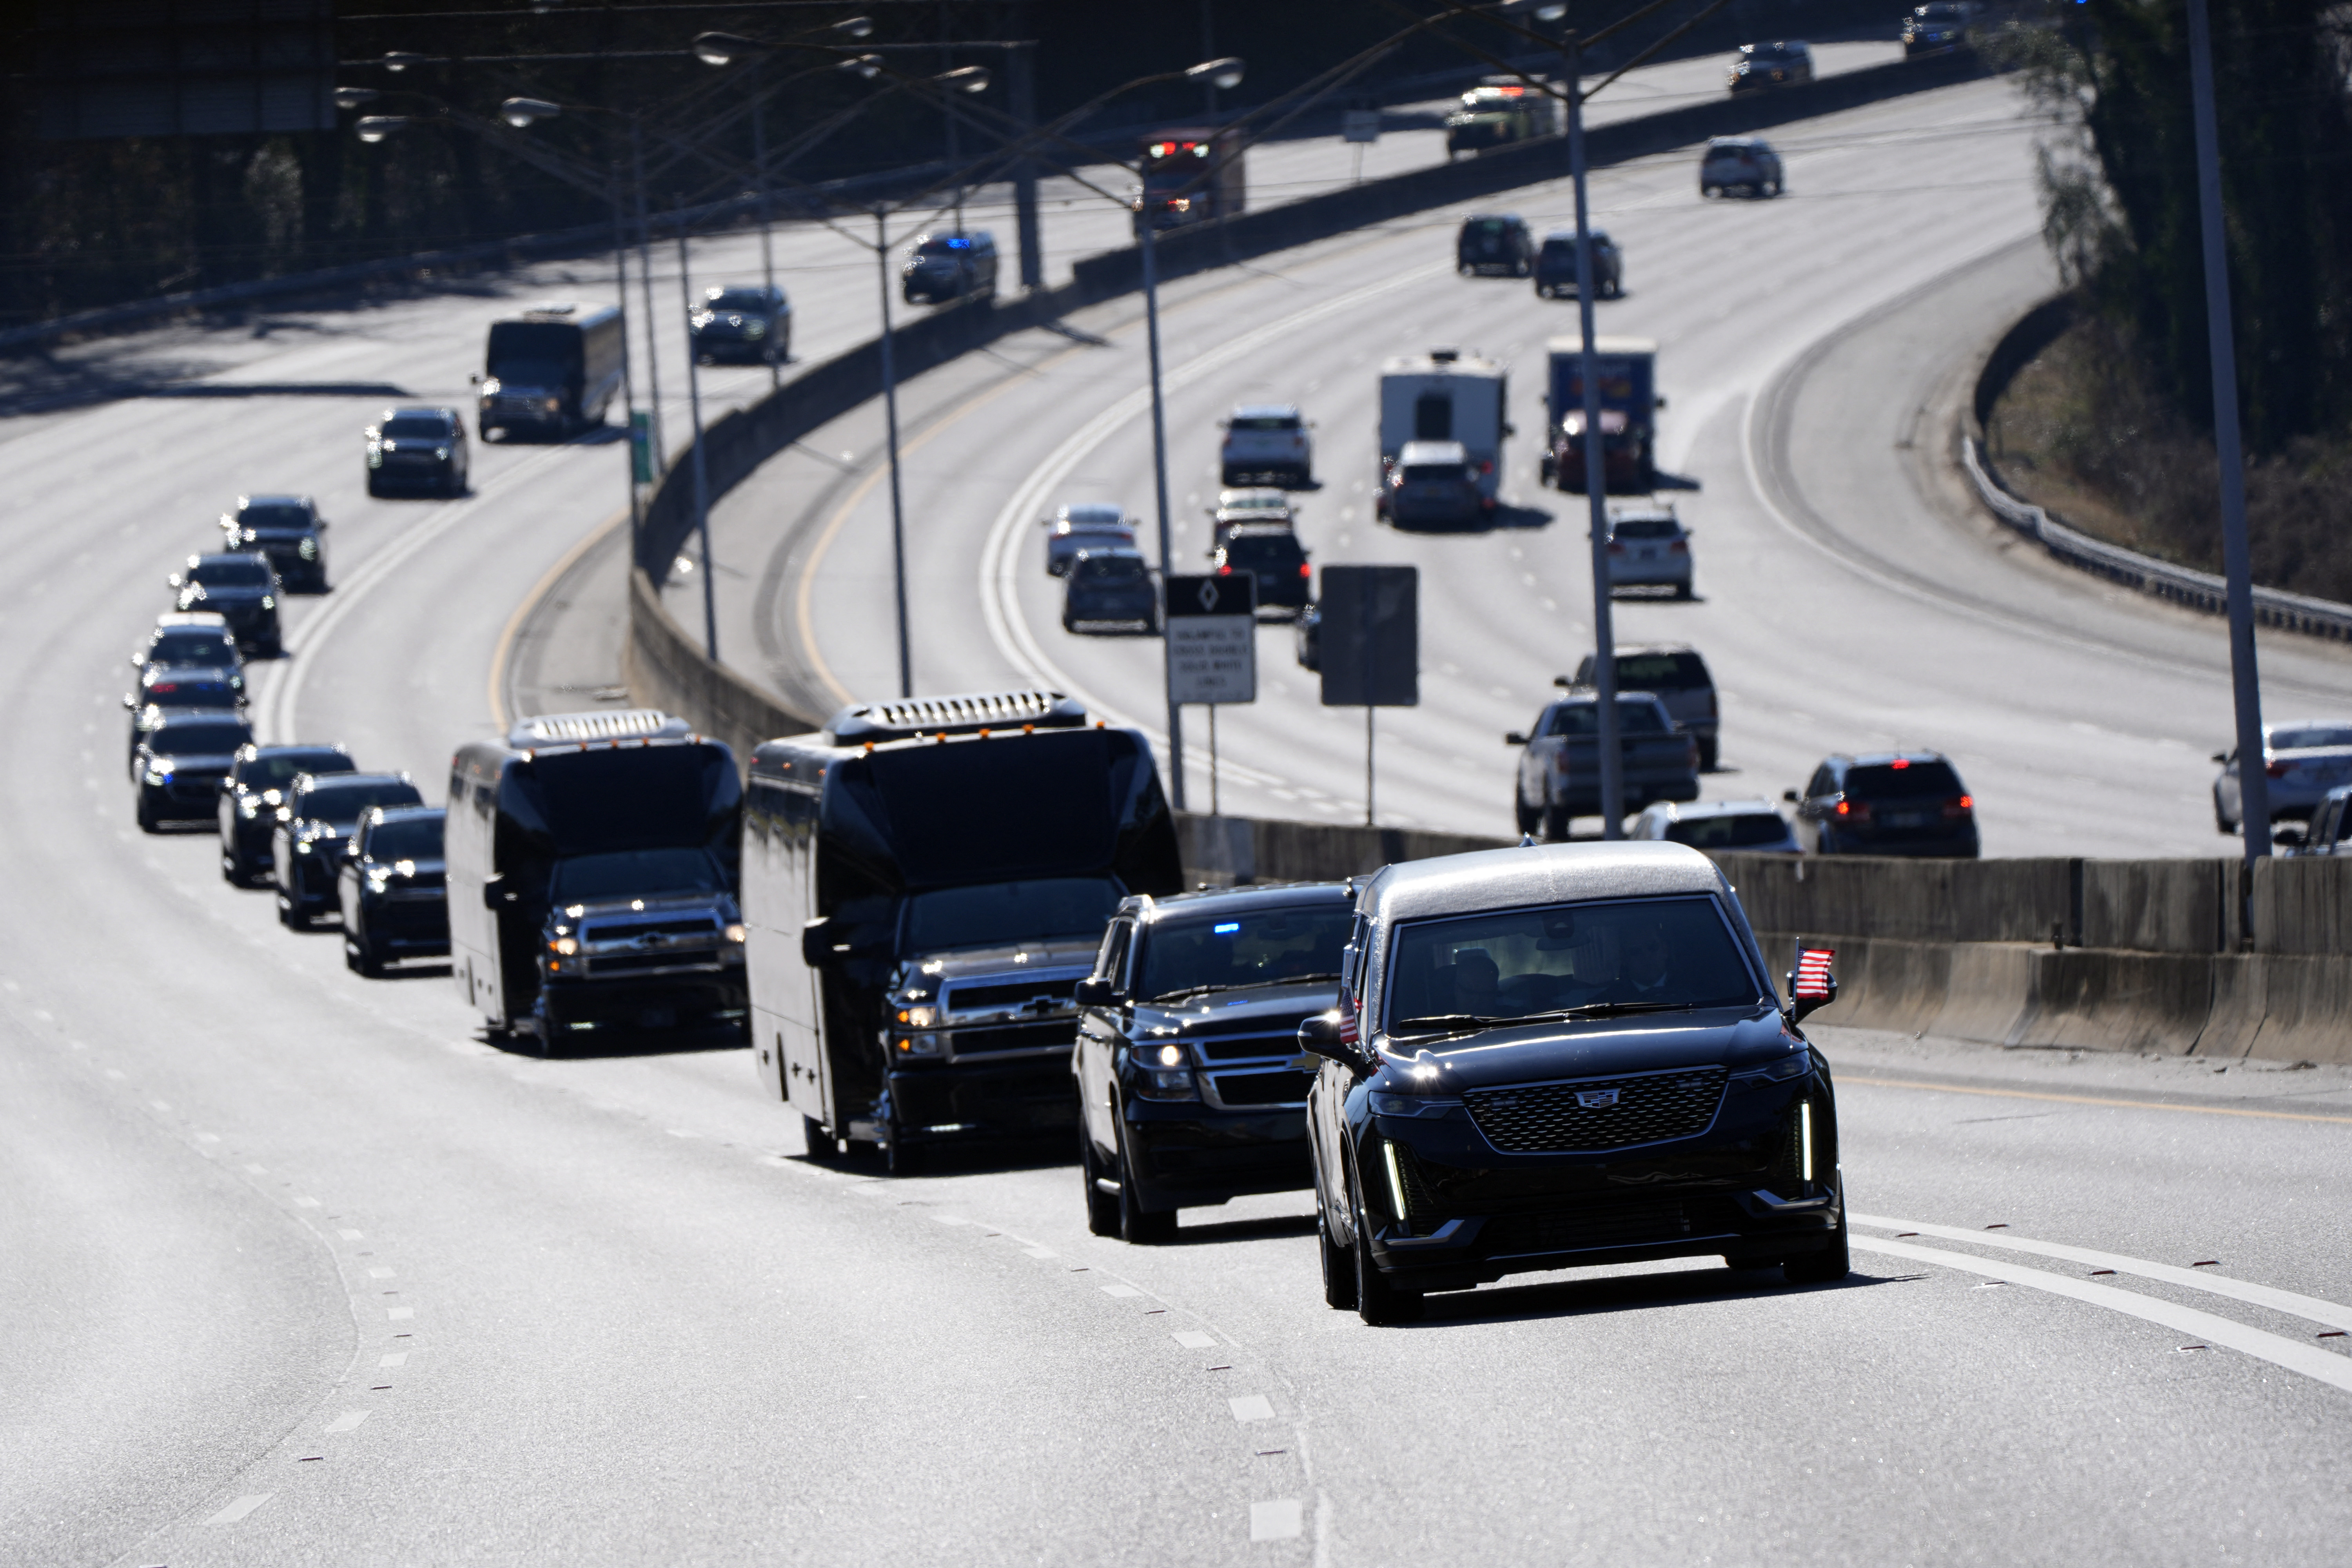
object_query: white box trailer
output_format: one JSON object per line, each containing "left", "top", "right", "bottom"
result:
{"left": 1377, "top": 348, "right": 1510, "bottom": 504}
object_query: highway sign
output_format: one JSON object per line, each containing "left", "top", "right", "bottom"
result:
{"left": 1164, "top": 573, "right": 1257, "bottom": 706}
{"left": 1318, "top": 565, "right": 1418, "bottom": 708}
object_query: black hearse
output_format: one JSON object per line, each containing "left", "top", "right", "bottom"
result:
{"left": 742, "top": 691, "right": 1183, "bottom": 1174}
{"left": 1073, "top": 882, "right": 1352, "bottom": 1242}
{"left": 446, "top": 710, "right": 744, "bottom": 1048}
{"left": 1299, "top": 840, "right": 1846, "bottom": 1324}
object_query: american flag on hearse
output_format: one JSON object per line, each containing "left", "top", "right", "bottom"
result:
{"left": 1793, "top": 948, "right": 1835, "bottom": 999}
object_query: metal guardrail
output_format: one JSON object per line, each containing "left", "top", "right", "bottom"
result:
{"left": 1960, "top": 436, "right": 2352, "bottom": 642}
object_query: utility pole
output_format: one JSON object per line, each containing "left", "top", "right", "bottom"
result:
{"left": 675, "top": 205, "right": 717, "bottom": 662}
{"left": 1143, "top": 212, "right": 1186, "bottom": 810}
{"left": 876, "top": 207, "right": 913, "bottom": 699}
{"left": 1565, "top": 30, "right": 1623, "bottom": 838}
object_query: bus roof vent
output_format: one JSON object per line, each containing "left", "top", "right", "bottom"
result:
{"left": 828, "top": 690, "right": 1085, "bottom": 743}
{"left": 509, "top": 708, "right": 688, "bottom": 747}
{"left": 1428, "top": 346, "right": 1461, "bottom": 363}
{"left": 521, "top": 301, "right": 582, "bottom": 320}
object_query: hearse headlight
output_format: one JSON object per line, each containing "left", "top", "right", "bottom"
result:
{"left": 1368, "top": 1091, "right": 1462, "bottom": 1118}
{"left": 239, "top": 795, "right": 261, "bottom": 818}
{"left": 434, "top": 446, "right": 450, "bottom": 461}
{"left": 143, "top": 764, "right": 173, "bottom": 785}
{"left": 1734, "top": 1049, "right": 1813, "bottom": 1085}
{"left": 299, "top": 539, "right": 318, "bottom": 558}
{"left": 260, "top": 595, "right": 276, "bottom": 609}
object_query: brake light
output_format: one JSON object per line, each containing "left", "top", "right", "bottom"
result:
{"left": 2267, "top": 759, "right": 2290, "bottom": 779}
{"left": 1217, "top": 564, "right": 1232, "bottom": 576}
{"left": 1835, "top": 798, "right": 1872, "bottom": 821}
{"left": 1889, "top": 758, "right": 1911, "bottom": 770}
{"left": 1298, "top": 563, "right": 1311, "bottom": 578}
{"left": 1942, "top": 795, "right": 1973, "bottom": 818}
{"left": 1669, "top": 540, "right": 1688, "bottom": 553}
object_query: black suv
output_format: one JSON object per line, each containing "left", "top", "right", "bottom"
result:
{"left": 272, "top": 771, "right": 425, "bottom": 928}
{"left": 125, "top": 663, "right": 245, "bottom": 770}
{"left": 691, "top": 284, "right": 791, "bottom": 365}
{"left": 1902, "top": 2, "right": 1975, "bottom": 56}
{"left": 133, "top": 615, "right": 241, "bottom": 681}
{"left": 1212, "top": 526, "right": 1311, "bottom": 618}
{"left": 132, "top": 711, "right": 253, "bottom": 833}
{"left": 364, "top": 407, "right": 470, "bottom": 498}
{"left": 1535, "top": 229, "right": 1622, "bottom": 299}
{"left": 1788, "top": 750, "right": 1980, "bottom": 858}
{"left": 219, "top": 743, "right": 357, "bottom": 886}
{"left": 1074, "top": 884, "right": 1352, "bottom": 1242}
{"left": 901, "top": 231, "right": 998, "bottom": 305}
{"left": 339, "top": 805, "right": 449, "bottom": 975}
{"left": 169, "top": 554, "right": 282, "bottom": 656}
{"left": 1456, "top": 213, "right": 1535, "bottom": 277}
{"left": 217, "top": 494, "right": 330, "bottom": 592}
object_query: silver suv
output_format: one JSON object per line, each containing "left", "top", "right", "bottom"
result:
{"left": 1220, "top": 404, "right": 1314, "bottom": 488}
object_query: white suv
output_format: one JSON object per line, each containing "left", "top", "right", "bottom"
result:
{"left": 1220, "top": 405, "right": 1313, "bottom": 488}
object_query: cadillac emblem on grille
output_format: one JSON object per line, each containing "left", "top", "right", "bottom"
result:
{"left": 1576, "top": 1089, "right": 1621, "bottom": 1108}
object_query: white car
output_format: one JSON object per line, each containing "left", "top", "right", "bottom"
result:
{"left": 2212, "top": 719, "right": 2352, "bottom": 835}
{"left": 1631, "top": 799, "right": 1800, "bottom": 853}
{"left": 1606, "top": 502, "right": 1693, "bottom": 597}
{"left": 1042, "top": 503, "right": 1138, "bottom": 577}
{"left": 1219, "top": 404, "right": 1313, "bottom": 488}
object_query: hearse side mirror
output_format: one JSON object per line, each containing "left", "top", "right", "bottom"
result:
{"left": 1073, "top": 976, "right": 1116, "bottom": 1007}
{"left": 1296, "top": 1012, "right": 1361, "bottom": 1069}
{"left": 1786, "top": 948, "right": 1837, "bottom": 1026}
{"left": 2211, "top": 751, "right": 2229, "bottom": 765}
{"left": 1505, "top": 730, "right": 1528, "bottom": 746}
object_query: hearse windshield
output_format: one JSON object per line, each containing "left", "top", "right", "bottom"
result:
{"left": 1137, "top": 904, "right": 1351, "bottom": 1002}
{"left": 1386, "top": 896, "right": 1763, "bottom": 1033}
{"left": 901, "top": 877, "right": 1123, "bottom": 952}
{"left": 550, "top": 848, "right": 721, "bottom": 901}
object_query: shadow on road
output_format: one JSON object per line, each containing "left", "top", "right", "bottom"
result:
{"left": 1385, "top": 500, "right": 1555, "bottom": 536}
{"left": 1401, "top": 1259, "right": 1922, "bottom": 1329}
{"left": 1169, "top": 1212, "right": 1318, "bottom": 1247}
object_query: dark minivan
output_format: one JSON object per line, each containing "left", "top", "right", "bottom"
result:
{"left": 1789, "top": 750, "right": 1979, "bottom": 858}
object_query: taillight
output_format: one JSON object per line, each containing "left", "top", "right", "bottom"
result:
{"left": 1942, "top": 795, "right": 1973, "bottom": 819}
{"left": 1835, "top": 798, "right": 1872, "bottom": 822}
{"left": 1217, "top": 564, "right": 1232, "bottom": 577}
{"left": 1669, "top": 540, "right": 1688, "bottom": 553}
{"left": 1609, "top": 541, "right": 1626, "bottom": 554}
{"left": 2267, "top": 759, "right": 2290, "bottom": 779}
{"left": 1479, "top": 459, "right": 1494, "bottom": 475}
{"left": 1298, "top": 563, "right": 1311, "bottom": 578}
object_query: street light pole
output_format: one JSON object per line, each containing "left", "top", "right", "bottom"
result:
{"left": 608, "top": 171, "right": 642, "bottom": 536}
{"left": 2186, "top": 0, "right": 2269, "bottom": 866}
{"left": 875, "top": 206, "right": 913, "bottom": 699}
{"left": 750, "top": 55, "right": 782, "bottom": 391}
{"left": 675, "top": 203, "right": 719, "bottom": 662}
{"left": 631, "top": 128, "right": 666, "bottom": 477}
{"left": 1565, "top": 33, "right": 1624, "bottom": 840}
{"left": 1140, "top": 209, "right": 1186, "bottom": 811}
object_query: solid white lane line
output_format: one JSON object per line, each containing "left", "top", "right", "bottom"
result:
{"left": 206, "top": 1494, "right": 272, "bottom": 1524}
{"left": 1229, "top": 1395, "right": 1277, "bottom": 1422}
{"left": 1851, "top": 1237, "right": 2352, "bottom": 1396}
{"left": 1250, "top": 1499, "right": 1305, "bottom": 1542}
{"left": 1853, "top": 1214, "right": 2352, "bottom": 1334}
{"left": 323, "top": 1410, "right": 370, "bottom": 1434}
{"left": 1172, "top": 1330, "right": 1218, "bottom": 1350}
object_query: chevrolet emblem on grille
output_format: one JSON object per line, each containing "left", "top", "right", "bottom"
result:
{"left": 637, "top": 933, "right": 671, "bottom": 948}
{"left": 1576, "top": 1088, "right": 1621, "bottom": 1109}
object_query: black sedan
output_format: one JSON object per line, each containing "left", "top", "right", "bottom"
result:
{"left": 219, "top": 743, "right": 357, "bottom": 886}
{"left": 364, "top": 407, "right": 470, "bottom": 498}
{"left": 338, "top": 805, "right": 448, "bottom": 975}
{"left": 271, "top": 771, "right": 424, "bottom": 928}
{"left": 1299, "top": 842, "right": 1846, "bottom": 1324}
{"left": 125, "top": 664, "right": 245, "bottom": 770}
{"left": 1074, "top": 884, "right": 1352, "bottom": 1242}
{"left": 132, "top": 711, "right": 254, "bottom": 833}
{"left": 217, "top": 494, "right": 330, "bottom": 592}
{"left": 1212, "top": 526, "right": 1311, "bottom": 618}
{"left": 169, "top": 554, "right": 281, "bottom": 656}
{"left": 691, "top": 284, "right": 791, "bottom": 365}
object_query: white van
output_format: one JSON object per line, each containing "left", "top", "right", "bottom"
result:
{"left": 1376, "top": 348, "right": 1509, "bottom": 514}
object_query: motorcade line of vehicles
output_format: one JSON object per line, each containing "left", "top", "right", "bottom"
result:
{"left": 1533, "top": 229, "right": 1623, "bottom": 299}
{"left": 1296, "top": 840, "right": 1846, "bottom": 1325}
{"left": 125, "top": 663, "right": 245, "bottom": 768}
{"left": 447, "top": 709, "right": 747, "bottom": 1047}
{"left": 691, "top": 283, "right": 792, "bottom": 364}
{"left": 339, "top": 805, "right": 451, "bottom": 976}
{"left": 901, "top": 232, "right": 999, "bottom": 306}
{"left": 476, "top": 302, "right": 625, "bottom": 441}
{"left": 133, "top": 612, "right": 241, "bottom": 679}
{"left": 273, "top": 771, "right": 426, "bottom": 928}
{"left": 1073, "top": 882, "right": 1352, "bottom": 1242}
{"left": 742, "top": 690, "right": 1184, "bottom": 1173}
{"left": 364, "top": 408, "right": 470, "bottom": 498}
{"left": 1509, "top": 689, "right": 1702, "bottom": 840}
{"left": 221, "top": 744, "right": 357, "bottom": 884}
{"left": 2210, "top": 720, "right": 2352, "bottom": 836}
{"left": 1219, "top": 404, "right": 1314, "bottom": 488}
{"left": 1727, "top": 40, "right": 1815, "bottom": 93}
{"left": 1136, "top": 128, "right": 1245, "bottom": 230}
{"left": 1786, "top": 751, "right": 1980, "bottom": 858}
{"left": 132, "top": 711, "right": 254, "bottom": 833}
{"left": 1570, "top": 644, "right": 1720, "bottom": 771}
{"left": 218, "top": 494, "right": 332, "bottom": 588}
{"left": 169, "top": 552, "right": 283, "bottom": 656}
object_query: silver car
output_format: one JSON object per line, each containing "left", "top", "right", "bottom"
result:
{"left": 1219, "top": 404, "right": 1313, "bottom": 488}
{"left": 2213, "top": 719, "right": 2352, "bottom": 834}
{"left": 1631, "top": 799, "right": 1800, "bottom": 853}
{"left": 1042, "top": 503, "right": 1138, "bottom": 577}
{"left": 1606, "top": 503, "right": 1692, "bottom": 597}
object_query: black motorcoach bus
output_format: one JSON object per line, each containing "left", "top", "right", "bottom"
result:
{"left": 447, "top": 709, "right": 744, "bottom": 1049}
{"left": 743, "top": 690, "right": 1183, "bottom": 1172}
{"left": 478, "top": 303, "right": 625, "bottom": 440}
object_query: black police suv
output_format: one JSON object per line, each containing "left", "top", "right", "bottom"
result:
{"left": 1788, "top": 750, "right": 1980, "bottom": 858}
{"left": 1456, "top": 214, "right": 1535, "bottom": 277}
{"left": 1213, "top": 526, "right": 1312, "bottom": 618}
{"left": 365, "top": 407, "right": 470, "bottom": 497}
{"left": 1300, "top": 841, "right": 1846, "bottom": 1325}
{"left": 219, "top": 744, "right": 357, "bottom": 886}
{"left": 1074, "top": 883, "right": 1352, "bottom": 1243}
{"left": 339, "top": 804, "right": 448, "bottom": 975}
{"left": 133, "top": 711, "right": 254, "bottom": 833}
{"left": 901, "top": 232, "right": 999, "bottom": 305}
{"left": 125, "top": 664, "right": 245, "bottom": 770}
{"left": 169, "top": 554, "right": 282, "bottom": 656}
{"left": 217, "top": 494, "right": 330, "bottom": 592}
{"left": 691, "top": 285, "right": 791, "bottom": 365}
{"left": 133, "top": 615, "right": 241, "bottom": 681}
{"left": 272, "top": 771, "right": 425, "bottom": 928}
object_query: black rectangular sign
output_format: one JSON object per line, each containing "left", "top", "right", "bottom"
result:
{"left": 1318, "top": 565, "right": 1418, "bottom": 708}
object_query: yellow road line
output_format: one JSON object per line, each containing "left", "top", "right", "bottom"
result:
{"left": 1842, "top": 1075, "right": 2352, "bottom": 1127}
{"left": 487, "top": 501, "right": 632, "bottom": 731}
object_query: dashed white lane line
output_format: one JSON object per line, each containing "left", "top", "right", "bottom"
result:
{"left": 368, "top": 1267, "right": 395, "bottom": 1279}
{"left": 1172, "top": 1330, "right": 1219, "bottom": 1350}
{"left": 1851, "top": 1238, "right": 2352, "bottom": 1396}
{"left": 1023, "top": 1246, "right": 1056, "bottom": 1259}
{"left": 1101, "top": 1283, "right": 1143, "bottom": 1298}
{"left": 245, "top": 1164, "right": 268, "bottom": 1174}
{"left": 293, "top": 1196, "right": 321, "bottom": 1208}
{"left": 337, "top": 1228, "right": 363, "bottom": 1240}
{"left": 379, "top": 1352, "right": 408, "bottom": 1368}
{"left": 1229, "top": 1396, "right": 1277, "bottom": 1423}
{"left": 1853, "top": 1214, "right": 2352, "bottom": 1334}
{"left": 1250, "top": 1499, "right": 1304, "bottom": 1542}
{"left": 206, "top": 1494, "right": 272, "bottom": 1524}
{"left": 386, "top": 1306, "right": 414, "bottom": 1321}
{"left": 323, "top": 1410, "right": 371, "bottom": 1434}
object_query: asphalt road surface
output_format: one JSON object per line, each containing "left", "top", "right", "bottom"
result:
{"left": 5, "top": 57, "right": 2352, "bottom": 1568}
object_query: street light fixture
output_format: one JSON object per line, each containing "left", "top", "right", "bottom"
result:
{"left": 383, "top": 51, "right": 424, "bottom": 73}
{"left": 500, "top": 97, "right": 561, "bottom": 129}
{"left": 335, "top": 86, "right": 379, "bottom": 111}
{"left": 935, "top": 64, "right": 991, "bottom": 94}
{"left": 354, "top": 115, "right": 407, "bottom": 143}
{"left": 1186, "top": 56, "right": 1246, "bottom": 91}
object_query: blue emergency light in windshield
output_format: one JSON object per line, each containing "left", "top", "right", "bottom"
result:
{"left": 944, "top": 237, "right": 970, "bottom": 249}
{"left": 1214, "top": 922, "right": 1241, "bottom": 934}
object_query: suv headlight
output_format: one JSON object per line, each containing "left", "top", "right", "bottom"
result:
{"left": 1134, "top": 1065, "right": 1197, "bottom": 1101}
{"left": 895, "top": 1004, "right": 936, "bottom": 1028}
{"left": 725, "top": 923, "right": 749, "bottom": 944}
{"left": 891, "top": 1031, "right": 942, "bottom": 1057}
{"left": 143, "top": 765, "right": 172, "bottom": 785}
{"left": 260, "top": 595, "right": 275, "bottom": 609}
